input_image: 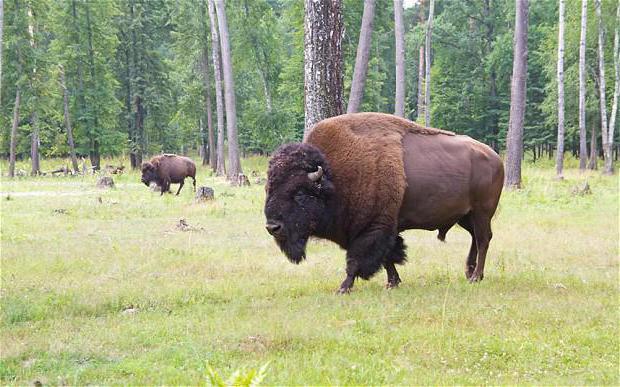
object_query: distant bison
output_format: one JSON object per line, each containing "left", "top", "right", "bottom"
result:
{"left": 264, "top": 113, "right": 504, "bottom": 294}
{"left": 141, "top": 154, "right": 196, "bottom": 196}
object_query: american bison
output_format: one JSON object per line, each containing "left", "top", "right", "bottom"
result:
{"left": 264, "top": 113, "right": 504, "bottom": 294}
{"left": 141, "top": 154, "right": 196, "bottom": 196}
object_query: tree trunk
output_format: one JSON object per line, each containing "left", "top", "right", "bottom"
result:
{"left": 303, "top": 0, "right": 344, "bottom": 139}
{"left": 394, "top": 0, "right": 405, "bottom": 117}
{"left": 60, "top": 66, "right": 80, "bottom": 173}
{"left": 424, "top": 0, "right": 435, "bottom": 126}
{"left": 30, "top": 111, "right": 40, "bottom": 176}
{"left": 0, "top": 0, "right": 3, "bottom": 106}
{"left": 202, "top": 50, "right": 216, "bottom": 168}
{"left": 347, "top": 0, "right": 374, "bottom": 114}
{"left": 595, "top": 0, "right": 612, "bottom": 174}
{"left": 134, "top": 95, "right": 144, "bottom": 167}
{"left": 129, "top": 0, "right": 142, "bottom": 169}
{"left": 504, "top": 0, "right": 529, "bottom": 189}
{"left": 588, "top": 120, "right": 598, "bottom": 169}
{"left": 207, "top": 0, "right": 226, "bottom": 176}
{"left": 214, "top": 0, "right": 243, "bottom": 180}
{"left": 556, "top": 0, "right": 565, "bottom": 178}
{"left": 85, "top": 3, "right": 100, "bottom": 170}
{"left": 604, "top": 1, "right": 619, "bottom": 175}
{"left": 578, "top": 0, "right": 588, "bottom": 170}
{"left": 9, "top": 88, "right": 20, "bottom": 178}
{"left": 417, "top": 45, "right": 424, "bottom": 122}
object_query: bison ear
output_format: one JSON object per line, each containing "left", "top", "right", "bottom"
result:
{"left": 307, "top": 165, "right": 323, "bottom": 182}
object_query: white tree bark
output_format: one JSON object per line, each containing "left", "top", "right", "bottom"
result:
{"left": 303, "top": 0, "right": 344, "bottom": 140}
{"left": 556, "top": 0, "right": 566, "bottom": 178}
{"left": 578, "top": 0, "right": 588, "bottom": 170}
{"left": 347, "top": 0, "right": 375, "bottom": 113}
{"left": 207, "top": 0, "right": 226, "bottom": 176}
{"left": 605, "top": 0, "right": 619, "bottom": 174}
{"left": 394, "top": 0, "right": 405, "bottom": 117}
{"left": 417, "top": 45, "right": 424, "bottom": 122}
{"left": 505, "top": 0, "right": 529, "bottom": 189}
{"left": 0, "top": 0, "right": 4, "bottom": 106}
{"left": 202, "top": 50, "right": 216, "bottom": 169}
{"left": 214, "top": 0, "right": 243, "bottom": 180}
{"left": 424, "top": 0, "right": 435, "bottom": 126}
{"left": 27, "top": 5, "right": 39, "bottom": 176}
{"left": 60, "top": 66, "right": 79, "bottom": 173}
{"left": 595, "top": 0, "right": 612, "bottom": 174}
{"left": 9, "top": 88, "right": 20, "bottom": 178}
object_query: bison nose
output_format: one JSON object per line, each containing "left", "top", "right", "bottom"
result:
{"left": 266, "top": 222, "right": 283, "bottom": 236}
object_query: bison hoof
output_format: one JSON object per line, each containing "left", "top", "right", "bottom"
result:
{"left": 385, "top": 279, "right": 401, "bottom": 290}
{"left": 468, "top": 272, "right": 484, "bottom": 283}
{"left": 336, "top": 287, "right": 352, "bottom": 295}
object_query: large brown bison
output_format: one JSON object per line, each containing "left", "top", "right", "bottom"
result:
{"left": 264, "top": 113, "right": 504, "bottom": 294}
{"left": 141, "top": 154, "right": 196, "bottom": 196}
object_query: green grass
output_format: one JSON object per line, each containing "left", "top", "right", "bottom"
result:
{"left": 1, "top": 156, "right": 618, "bottom": 385}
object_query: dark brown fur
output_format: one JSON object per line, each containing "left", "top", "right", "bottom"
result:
{"left": 141, "top": 154, "right": 196, "bottom": 196}
{"left": 265, "top": 113, "right": 504, "bottom": 293}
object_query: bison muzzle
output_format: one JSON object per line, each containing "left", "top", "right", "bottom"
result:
{"left": 264, "top": 113, "right": 504, "bottom": 294}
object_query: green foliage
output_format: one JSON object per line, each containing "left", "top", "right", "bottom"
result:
{"left": 1, "top": 0, "right": 619, "bottom": 160}
{"left": 206, "top": 363, "right": 269, "bottom": 387}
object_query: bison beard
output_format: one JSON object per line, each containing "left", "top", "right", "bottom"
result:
{"left": 265, "top": 144, "right": 336, "bottom": 264}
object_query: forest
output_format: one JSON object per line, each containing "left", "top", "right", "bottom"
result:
{"left": 1, "top": 0, "right": 618, "bottom": 177}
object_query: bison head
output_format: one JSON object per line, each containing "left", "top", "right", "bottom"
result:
{"left": 140, "top": 162, "right": 158, "bottom": 186}
{"left": 264, "top": 143, "right": 336, "bottom": 263}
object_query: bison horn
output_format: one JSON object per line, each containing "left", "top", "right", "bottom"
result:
{"left": 308, "top": 166, "right": 323, "bottom": 182}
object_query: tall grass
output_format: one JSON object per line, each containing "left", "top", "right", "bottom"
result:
{"left": 0, "top": 156, "right": 618, "bottom": 385}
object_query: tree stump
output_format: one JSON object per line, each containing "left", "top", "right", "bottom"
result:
{"left": 231, "top": 173, "right": 250, "bottom": 187}
{"left": 195, "top": 186, "right": 215, "bottom": 201}
{"left": 96, "top": 176, "right": 115, "bottom": 189}
{"left": 571, "top": 181, "right": 591, "bottom": 196}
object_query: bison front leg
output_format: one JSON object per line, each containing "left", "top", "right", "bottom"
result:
{"left": 338, "top": 228, "right": 395, "bottom": 294}
{"left": 384, "top": 235, "right": 407, "bottom": 289}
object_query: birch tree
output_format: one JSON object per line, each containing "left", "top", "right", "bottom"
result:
{"left": 60, "top": 66, "right": 79, "bottom": 173}
{"left": 27, "top": 5, "right": 40, "bottom": 175}
{"left": 578, "top": 0, "right": 588, "bottom": 170}
{"left": 424, "top": 0, "right": 435, "bottom": 126}
{"left": 9, "top": 89, "right": 20, "bottom": 178}
{"left": 504, "top": 0, "right": 529, "bottom": 189}
{"left": 1, "top": 0, "right": 4, "bottom": 106}
{"left": 555, "top": 0, "right": 565, "bottom": 178}
{"left": 394, "top": 0, "right": 405, "bottom": 117}
{"left": 347, "top": 0, "right": 375, "bottom": 114}
{"left": 303, "top": 0, "right": 344, "bottom": 140}
{"left": 214, "top": 0, "right": 243, "bottom": 180}
{"left": 417, "top": 45, "right": 424, "bottom": 122}
{"left": 207, "top": 0, "right": 226, "bottom": 176}
{"left": 595, "top": 0, "right": 611, "bottom": 174}
{"left": 601, "top": 0, "right": 619, "bottom": 175}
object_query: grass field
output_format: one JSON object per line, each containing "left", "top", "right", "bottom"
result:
{"left": 1, "top": 156, "right": 618, "bottom": 385}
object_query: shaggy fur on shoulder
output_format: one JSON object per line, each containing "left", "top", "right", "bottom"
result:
{"left": 306, "top": 112, "right": 452, "bottom": 240}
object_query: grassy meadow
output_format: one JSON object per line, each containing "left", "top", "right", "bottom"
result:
{"left": 0, "top": 155, "right": 618, "bottom": 385}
